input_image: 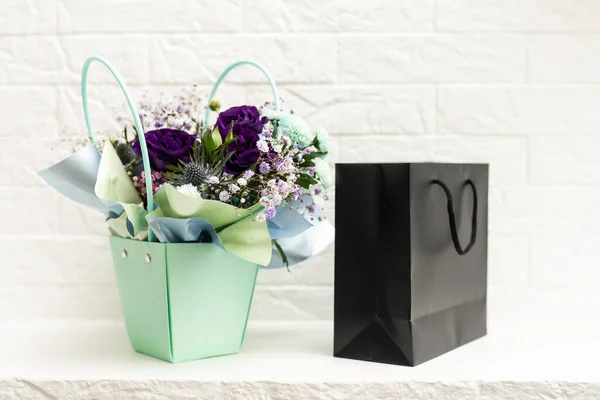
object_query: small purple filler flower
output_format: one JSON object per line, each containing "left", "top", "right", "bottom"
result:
{"left": 259, "top": 162, "right": 270, "bottom": 174}
{"left": 264, "top": 206, "right": 277, "bottom": 219}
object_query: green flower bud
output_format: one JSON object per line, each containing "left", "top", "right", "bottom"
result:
{"left": 208, "top": 99, "right": 221, "bottom": 112}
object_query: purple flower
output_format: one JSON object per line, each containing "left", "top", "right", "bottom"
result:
{"left": 215, "top": 105, "right": 268, "bottom": 175}
{"left": 132, "top": 128, "right": 196, "bottom": 171}
{"left": 259, "top": 162, "right": 270, "bottom": 174}
{"left": 242, "top": 170, "right": 255, "bottom": 180}
{"left": 265, "top": 207, "right": 277, "bottom": 219}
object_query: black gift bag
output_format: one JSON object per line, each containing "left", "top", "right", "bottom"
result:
{"left": 334, "top": 163, "right": 488, "bottom": 367}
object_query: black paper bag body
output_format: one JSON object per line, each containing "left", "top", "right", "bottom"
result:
{"left": 334, "top": 163, "right": 488, "bottom": 366}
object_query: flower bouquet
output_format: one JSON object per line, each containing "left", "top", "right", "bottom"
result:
{"left": 40, "top": 56, "right": 334, "bottom": 362}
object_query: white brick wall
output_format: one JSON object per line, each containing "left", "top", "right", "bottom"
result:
{"left": 1, "top": 0, "right": 599, "bottom": 321}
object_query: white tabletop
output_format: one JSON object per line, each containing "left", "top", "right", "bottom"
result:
{"left": 1, "top": 318, "right": 599, "bottom": 399}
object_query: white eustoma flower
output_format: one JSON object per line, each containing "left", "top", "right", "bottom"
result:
{"left": 176, "top": 184, "right": 202, "bottom": 199}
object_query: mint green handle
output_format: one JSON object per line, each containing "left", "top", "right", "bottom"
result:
{"left": 81, "top": 56, "right": 155, "bottom": 242}
{"left": 204, "top": 60, "right": 280, "bottom": 125}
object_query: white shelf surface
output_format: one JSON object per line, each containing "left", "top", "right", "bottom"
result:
{"left": 1, "top": 318, "right": 599, "bottom": 399}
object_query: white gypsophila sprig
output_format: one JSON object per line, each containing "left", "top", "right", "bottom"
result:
{"left": 219, "top": 190, "right": 230, "bottom": 202}
{"left": 115, "top": 85, "right": 205, "bottom": 134}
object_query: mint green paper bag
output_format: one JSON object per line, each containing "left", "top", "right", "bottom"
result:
{"left": 109, "top": 236, "right": 258, "bottom": 362}
{"left": 76, "top": 57, "right": 282, "bottom": 362}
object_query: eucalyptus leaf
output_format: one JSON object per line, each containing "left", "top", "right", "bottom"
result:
{"left": 303, "top": 151, "right": 327, "bottom": 160}
{"left": 299, "top": 159, "right": 315, "bottom": 168}
{"left": 299, "top": 173, "right": 319, "bottom": 184}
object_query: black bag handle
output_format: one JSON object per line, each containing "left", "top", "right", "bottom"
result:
{"left": 431, "top": 179, "right": 478, "bottom": 256}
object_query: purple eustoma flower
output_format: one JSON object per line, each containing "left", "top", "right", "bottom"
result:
{"left": 132, "top": 128, "right": 196, "bottom": 172}
{"left": 215, "top": 105, "right": 268, "bottom": 175}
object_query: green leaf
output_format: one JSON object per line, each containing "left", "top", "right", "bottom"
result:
{"left": 299, "top": 173, "right": 319, "bottom": 184}
{"left": 273, "top": 239, "right": 289, "bottom": 270}
{"left": 224, "top": 127, "right": 236, "bottom": 145}
{"left": 203, "top": 127, "right": 223, "bottom": 155}
{"left": 296, "top": 179, "right": 310, "bottom": 189}
{"left": 302, "top": 151, "right": 327, "bottom": 160}
{"left": 162, "top": 171, "right": 178, "bottom": 180}
{"left": 299, "top": 159, "right": 315, "bottom": 168}
{"left": 296, "top": 173, "right": 319, "bottom": 189}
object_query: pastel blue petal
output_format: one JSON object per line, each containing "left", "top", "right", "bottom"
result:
{"left": 265, "top": 217, "right": 335, "bottom": 269}
{"left": 126, "top": 218, "right": 135, "bottom": 237}
{"left": 267, "top": 206, "right": 312, "bottom": 239}
{"left": 106, "top": 205, "right": 125, "bottom": 221}
{"left": 147, "top": 217, "right": 222, "bottom": 248}
{"left": 39, "top": 143, "right": 121, "bottom": 215}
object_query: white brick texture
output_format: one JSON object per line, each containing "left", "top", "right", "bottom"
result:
{"left": 1, "top": 0, "right": 599, "bottom": 321}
